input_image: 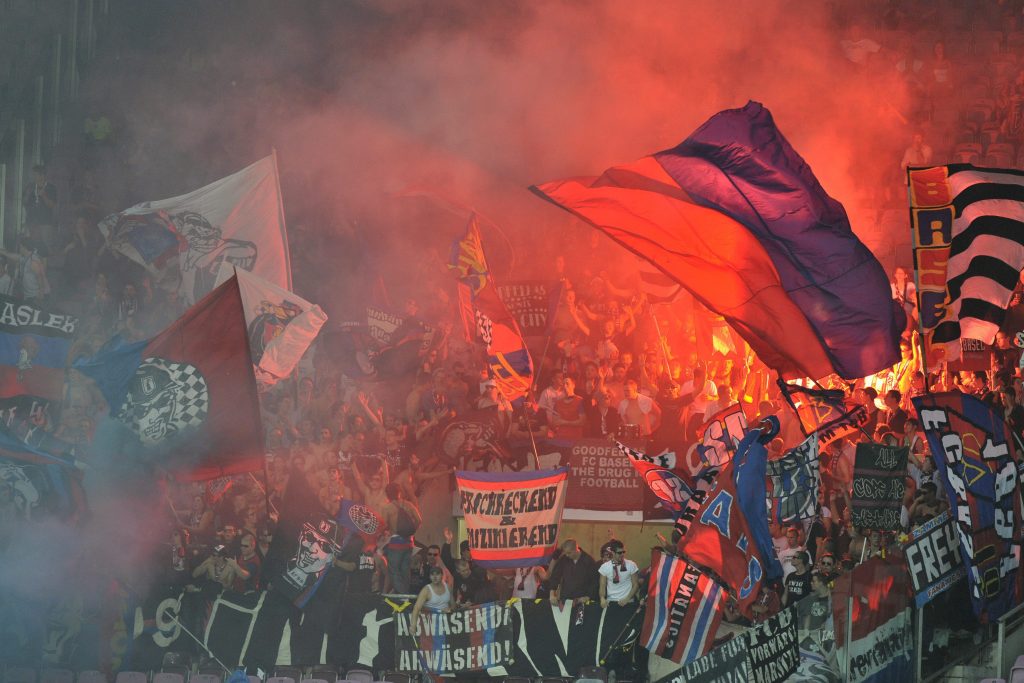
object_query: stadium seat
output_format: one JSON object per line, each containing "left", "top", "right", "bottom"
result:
{"left": 577, "top": 666, "right": 608, "bottom": 682}
{"left": 378, "top": 674, "right": 413, "bottom": 683}
{"left": 191, "top": 676, "right": 221, "bottom": 683}
{"left": 954, "top": 142, "right": 984, "bottom": 163}
{"left": 157, "top": 670, "right": 188, "bottom": 683}
{"left": 5, "top": 670, "right": 37, "bottom": 683}
{"left": 40, "top": 671, "right": 74, "bottom": 683}
{"left": 153, "top": 674, "right": 185, "bottom": 683}
{"left": 1012, "top": 654, "right": 1024, "bottom": 683}
{"left": 77, "top": 673, "right": 108, "bottom": 683}
{"left": 299, "top": 678, "right": 328, "bottom": 683}
{"left": 271, "top": 670, "right": 300, "bottom": 683}
{"left": 499, "top": 678, "right": 532, "bottom": 683}
{"left": 265, "top": 677, "right": 294, "bottom": 683}
{"left": 308, "top": 670, "right": 338, "bottom": 683}
{"left": 341, "top": 672, "right": 372, "bottom": 683}
{"left": 246, "top": 677, "right": 261, "bottom": 683}
{"left": 113, "top": 674, "right": 146, "bottom": 683}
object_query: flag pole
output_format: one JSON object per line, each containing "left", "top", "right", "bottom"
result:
{"left": 530, "top": 282, "right": 565, "bottom": 397}
{"left": 907, "top": 166, "right": 931, "bottom": 388}
{"left": 649, "top": 305, "right": 674, "bottom": 381}
{"left": 271, "top": 147, "right": 292, "bottom": 291}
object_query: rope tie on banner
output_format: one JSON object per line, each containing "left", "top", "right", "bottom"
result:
{"left": 385, "top": 597, "right": 413, "bottom": 612}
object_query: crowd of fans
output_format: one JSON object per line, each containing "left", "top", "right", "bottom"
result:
{"left": 6, "top": 0, "right": 1024, "bottom": 676}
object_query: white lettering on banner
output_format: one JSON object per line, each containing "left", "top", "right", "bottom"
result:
{"left": 843, "top": 609, "right": 911, "bottom": 680}
{"left": 919, "top": 405, "right": 1022, "bottom": 604}
{"left": 0, "top": 301, "right": 77, "bottom": 334}
{"left": 395, "top": 605, "right": 513, "bottom": 673}
{"left": 569, "top": 444, "right": 641, "bottom": 490}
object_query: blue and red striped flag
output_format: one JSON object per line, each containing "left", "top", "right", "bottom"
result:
{"left": 532, "top": 101, "right": 904, "bottom": 381}
{"left": 640, "top": 549, "right": 724, "bottom": 664}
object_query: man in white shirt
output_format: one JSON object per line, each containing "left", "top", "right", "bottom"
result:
{"left": 776, "top": 526, "right": 806, "bottom": 579}
{"left": 598, "top": 540, "right": 640, "bottom": 608}
{"left": 618, "top": 379, "right": 661, "bottom": 437}
{"left": 537, "top": 371, "right": 566, "bottom": 423}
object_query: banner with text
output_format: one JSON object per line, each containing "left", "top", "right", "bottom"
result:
{"left": 457, "top": 468, "right": 567, "bottom": 568}
{"left": 902, "top": 509, "right": 966, "bottom": 607}
{"left": 851, "top": 443, "right": 908, "bottom": 531}
{"left": 394, "top": 601, "right": 514, "bottom": 674}
{"left": 495, "top": 280, "right": 560, "bottom": 336}
{"left": 563, "top": 438, "right": 644, "bottom": 511}
{"left": 913, "top": 391, "right": 1024, "bottom": 622}
{"left": 695, "top": 403, "right": 748, "bottom": 469}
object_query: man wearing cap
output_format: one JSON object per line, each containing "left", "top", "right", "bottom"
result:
{"left": 598, "top": 540, "right": 639, "bottom": 608}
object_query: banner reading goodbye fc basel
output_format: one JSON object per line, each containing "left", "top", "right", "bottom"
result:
{"left": 457, "top": 468, "right": 568, "bottom": 569}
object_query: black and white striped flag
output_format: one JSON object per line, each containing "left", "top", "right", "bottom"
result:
{"left": 910, "top": 164, "right": 1024, "bottom": 363}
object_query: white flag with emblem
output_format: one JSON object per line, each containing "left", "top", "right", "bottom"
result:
{"left": 100, "top": 154, "right": 291, "bottom": 305}
{"left": 217, "top": 264, "right": 326, "bottom": 386}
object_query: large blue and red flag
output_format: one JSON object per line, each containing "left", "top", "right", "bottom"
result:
{"left": 912, "top": 391, "right": 1023, "bottom": 622}
{"left": 676, "top": 418, "right": 783, "bottom": 618}
{"left": 74, "top": 276, "right": 264, "bottom": 481}
{"left": 532, "top": 101, "right": 904, "bottom": 380}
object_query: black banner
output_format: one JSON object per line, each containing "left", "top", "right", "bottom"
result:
{"left": 902, "top": 509, "right": 966, "bottom": 607}
{"left": 748, "top": 606, "right": 799, "bottom": 683}
{"left": 851, "top": 443, "right": 908, "bottom": 531}
{"left": 675, "top": 634, "right": 749, "bottom": 683}
{"left": 394, "top": 602, "right": 514, "bottom": 674}
{"left": 495, "top": 280, "right": 560, "bottom": 336}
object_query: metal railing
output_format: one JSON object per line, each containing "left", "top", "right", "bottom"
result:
{"left": 0, "top": 0, "right": 109, "bottom": 247}
{"left": 995, "top": 599, "right": 1024, "bottom": 679}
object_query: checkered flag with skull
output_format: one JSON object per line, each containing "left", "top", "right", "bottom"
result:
{"left": 118, "top": 357, "right": 210, "bottom": 444}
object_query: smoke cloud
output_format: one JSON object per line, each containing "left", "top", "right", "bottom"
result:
{"left": 1, "top": 0, "right": 920, "bottom": 662}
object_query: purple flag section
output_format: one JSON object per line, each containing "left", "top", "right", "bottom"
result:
{"left": 654, "top": 101, "right": 905, "bottom": 379}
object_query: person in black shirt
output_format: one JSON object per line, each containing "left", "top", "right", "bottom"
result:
{"left": 334, "top": 533, "right": 376, "bottom": 594}
{"left": 548, "top": 539, "right": 600, "bottom": 607}
{"left": 782, "top": 551, "right": 812, "bottom": 607}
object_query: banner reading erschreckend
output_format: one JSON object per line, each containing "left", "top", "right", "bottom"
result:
{"left": 457, "top": 468, "right": 568, "bottom": 568}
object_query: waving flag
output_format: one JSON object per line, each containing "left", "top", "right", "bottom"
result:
{"left": 696, "top": 403, "right": 748, "bottom": 469}
{"left": 766, "top": 435, "right": 821, "bottom": 524}
{"left": 640, "top": 549, "right": 724, "bottom": 664}
{"left": 447, "top": 215, "right": 533, "bottom": 403}
{"left": 74, "top": 276, "right": 263, "bottom": 481}
{"left": 448, "top": 214, "right": 490, "bottom": 296}
{"left": 912, "top": 391, "right": 1023, "bottom": 622}
{"left": 217, "top": 265, "right": 327, "bottom": 386}
{"left": 910, "top": 165, "right": 1024, "bottom": 367}
{"left": 777, "top": 381, "right": 869, "bottom": 446}
{"left": 100, "top": 154, "right": 291, "bottom": 304}
{"left": 532, "top": 101, "right": 904, "bottom": 380}
{"left": 677, "top": 418, "right": 783, "bottom": 617}
{"left": 616, "top": 440, "right": 693, "bottom": 517}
